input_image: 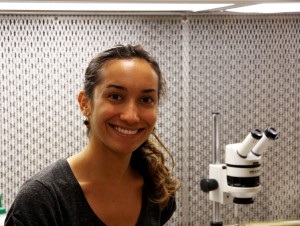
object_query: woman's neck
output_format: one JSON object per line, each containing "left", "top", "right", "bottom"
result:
{"left": 68, "top": 142, "right": 135, "bottom": 186}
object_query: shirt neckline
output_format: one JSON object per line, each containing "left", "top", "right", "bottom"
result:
{"left": 61, "top": 158, "right": 146, "bottom": 226}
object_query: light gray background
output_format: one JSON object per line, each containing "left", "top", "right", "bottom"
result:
{"left": 1, "top": 14, "right": 299, "bottom": 225}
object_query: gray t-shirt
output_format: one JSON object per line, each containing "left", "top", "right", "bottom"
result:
{"left": 5, "top": 159, "right": 176, "bottom": 226}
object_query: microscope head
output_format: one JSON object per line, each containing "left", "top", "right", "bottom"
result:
{"left": 225, "top": 128, "right": 278, "bottom": 204}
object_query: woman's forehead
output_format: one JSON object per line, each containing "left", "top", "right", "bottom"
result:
{"left": 96, "top": 58, "right": 159, "bottom": 92}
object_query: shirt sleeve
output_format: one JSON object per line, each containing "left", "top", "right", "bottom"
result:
{"left": 5, "top": 180, "right": 62, "bottom": 226}
{"left": 160, "top": 196, "right": 176, "bottom": 226}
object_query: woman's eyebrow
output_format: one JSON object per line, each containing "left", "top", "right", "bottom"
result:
{"left": 106, "top": 84, "right": 157, "bottom": 93}
{"left": 142, "top": 89, "right": 157, "bottom": 93}
{"left": 106, "top": 84, "right": 127, "bottom": 90}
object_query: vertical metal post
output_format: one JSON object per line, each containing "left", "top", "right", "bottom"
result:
{"left": 181, "top": 16, "right": 190, "bottom": 225}
{"left": 211, "top": 112, "right": 222, "bottom": 226}
{"left": 234, "top": 203, "right": 240, "bottom": 226}
{"left": 212, "top": 112, "right": 221, "bottom": 164}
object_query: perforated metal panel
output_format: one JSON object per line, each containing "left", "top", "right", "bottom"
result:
{"left": 188, "top": 15, "right": 300, "bottom": 225}
{"left": 1, "top": 14, "right": 299, "bottom": 225}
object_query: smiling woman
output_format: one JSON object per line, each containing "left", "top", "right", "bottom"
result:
{"left": 5, "top": 44, "right": 179, "bottom": 226}
{"left": 80, "top": 57, "right": 159, "bottom": 156}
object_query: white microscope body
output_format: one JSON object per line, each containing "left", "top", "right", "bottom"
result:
{"left": 201, "top": 127, "right": 279, "bottom": 205}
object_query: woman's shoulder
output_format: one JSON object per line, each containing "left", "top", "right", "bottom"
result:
{"left": 30, "top": 159, "right": 70, "bottom": 181}
{"left": 136, "top": 189, "right": 176, "bottom": 226}
{"left": 5, "top": 159, "right": 85, "bottom": 226}
{"left": 8, "top": 159, "right": 76, "bottom": 207}
{"left": 5, "top": 161, "right": 66, "bottom": 226}
{"left": 22, "top": 159, "right": 78, "bottom": 197}
{"left": 160, "top": 195, "right": 176, "bottom": 225}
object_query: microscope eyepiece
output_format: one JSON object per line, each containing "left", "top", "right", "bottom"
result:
{"left": 264, "top": 127, "right": 279, "bottom": 140}
{"left": 251, "top": 127, "right": 278, "bottom": 156}
{"left": 251, "top": 129, "right": 263, "bottom": 139}
{"left": 236, "top": 129, "right": 262, "bottom": 158}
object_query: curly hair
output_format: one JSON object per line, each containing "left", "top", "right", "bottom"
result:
{"left": 131, "top": 131, "right": 179, "bottom": 208}
{"left": 83, "top": 44, "right": 179, "bottom": 208}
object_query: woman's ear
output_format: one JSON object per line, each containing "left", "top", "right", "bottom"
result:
{"left": 78, "top": 91, "right": 91, "bottom": 117}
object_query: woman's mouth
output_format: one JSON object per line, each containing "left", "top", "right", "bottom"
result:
{"left": 114, "top": 126, "right": 139, "bottom": 135}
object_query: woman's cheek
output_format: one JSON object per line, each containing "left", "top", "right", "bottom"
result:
{"left": 146, "top": 109, "right": 158, "bottom": 125}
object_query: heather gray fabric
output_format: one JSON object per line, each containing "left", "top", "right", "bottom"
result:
{"left": 5, "top": 159, "right": 176, "bottom": 226}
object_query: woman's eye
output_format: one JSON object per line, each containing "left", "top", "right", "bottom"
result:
{"left": 108, "top": 94, "right": 122, "bottom": 101}
{"left": 141, "top": 96, "right": 154, "bottom": 104}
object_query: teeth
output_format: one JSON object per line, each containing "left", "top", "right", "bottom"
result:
{"left": 115, "top": 126, "right": 138, "bottom": 135}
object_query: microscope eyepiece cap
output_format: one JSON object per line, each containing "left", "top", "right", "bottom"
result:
{"left": 251, "top": 129, "right": 263, "bottom": 139}
{"left": 264, "top": 127, "right": 279, "bottom": 140}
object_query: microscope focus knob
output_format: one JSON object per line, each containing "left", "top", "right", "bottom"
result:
{"left": 200, "top": 179, "right": 218, "bottom": 193}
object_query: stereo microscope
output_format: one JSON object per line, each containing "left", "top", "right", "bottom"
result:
{"left": 200, "top": 113, "right": 278, "bottom": 226}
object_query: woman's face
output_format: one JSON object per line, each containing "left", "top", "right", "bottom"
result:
{"left": 86, "top": 58, "right": 159, "bottom": 155}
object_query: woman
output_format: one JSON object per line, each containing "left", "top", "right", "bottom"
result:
{"left": 5, "top": 44, "right": 179, "bottom": 226}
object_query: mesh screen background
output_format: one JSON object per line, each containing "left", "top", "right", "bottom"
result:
{"left": 1, "top": 14, "right": 299, "bottom": 225}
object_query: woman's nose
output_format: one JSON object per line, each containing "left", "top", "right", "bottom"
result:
{"left": 119, "top": 102, "right": 140, "bottom": 123}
